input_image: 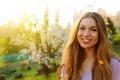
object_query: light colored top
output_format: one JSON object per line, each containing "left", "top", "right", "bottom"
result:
{"left": 62, "top": 57, "right": 120, "bottom": 80}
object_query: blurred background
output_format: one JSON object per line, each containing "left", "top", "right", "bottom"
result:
{"left": 0, "top": 0, "right": 120, "bottom": 80}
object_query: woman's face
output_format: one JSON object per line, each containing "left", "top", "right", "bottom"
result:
{"left": 77, "top": 18, "right": 99, "bottom": 49}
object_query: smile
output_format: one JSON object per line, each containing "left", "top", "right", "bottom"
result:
{"left": 81, "top": 38, "right": 92, "bottom": 43}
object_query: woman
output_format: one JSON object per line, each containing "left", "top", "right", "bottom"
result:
{"left": 57, "top": 12, "right": 120, "bottom": 80}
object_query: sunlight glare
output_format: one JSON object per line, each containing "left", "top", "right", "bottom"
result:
{"left": 0, "top": 0, "right": 120, "bottom": 26}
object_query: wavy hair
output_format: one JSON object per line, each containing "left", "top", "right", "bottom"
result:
{"left": 57, "top": 12, "right": 113, "bottom": 80}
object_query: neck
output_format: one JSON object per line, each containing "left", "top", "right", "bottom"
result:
{"left": 84, "top": 48, "right": 95, "bottom": 59}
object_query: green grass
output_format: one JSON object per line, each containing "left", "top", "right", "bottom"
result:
{"left": 22, "top": 72, "right": 58, "bottom": 80}
{"left": 5, "top": 68, "right": 58, "bottom": 80}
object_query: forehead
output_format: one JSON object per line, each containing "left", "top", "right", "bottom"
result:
{"left": 80, "top": 18, "right": 97, "bottom": 27}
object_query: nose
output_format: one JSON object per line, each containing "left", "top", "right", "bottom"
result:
{"left": 83, "top": 30, "right": 90, "bottom": 36}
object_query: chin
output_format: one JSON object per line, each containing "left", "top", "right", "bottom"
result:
{"left": 81, "top": 45, "right": 94, "bottom": 49}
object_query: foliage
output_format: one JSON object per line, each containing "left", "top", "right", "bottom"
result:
{"left": 0, "top": 37, "right": 8, "bottom": 56}
{"left": 2, "top": 53, "right": 29, "bottom": 63}
{"left": 0, "top": 56, "right": 6, "bottom": 68}
{"left": 0, "top": 7, "right": 70, "bottom": 77}
{"left": 28, "top": 7, "right": 69, "bottom": 76}
{"left": 113, "top": 31, "right": 120, "bottom": 45}
{"left": 0, "top": 20, "right": 34, "bottom": 55}
{"left": 106, "top": 17, "right": 116, "bottom": 35}
{"left": 106, "top": 17, "right": 116, "bottom": 41}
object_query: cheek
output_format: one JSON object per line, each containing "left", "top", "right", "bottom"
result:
{"left": 93, "top": 33, "right": 99, "bottom": 42}
{"left": 77, "top": 31, "right": 82, "bottom": 37}
{"left": 77, "top": 32, "right": 81, "bottom": 40}
{"left": 77, "top": 32, "right": 83, "bottom": 42}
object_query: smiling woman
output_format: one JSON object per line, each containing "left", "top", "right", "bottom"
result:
{"left": 57, "top": 12, "right": 120, "bottom": 80}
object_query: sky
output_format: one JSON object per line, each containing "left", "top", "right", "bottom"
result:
{"left": 0, "top": 0, "right": 120, "bottom": 26}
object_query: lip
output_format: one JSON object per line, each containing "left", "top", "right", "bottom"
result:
{"left": 81, "top": 38, "right": 92, "bottom": 44}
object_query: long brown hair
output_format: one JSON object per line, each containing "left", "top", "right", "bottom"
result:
{"left": 57, "top": 12, "right": 112, "bottom": 80}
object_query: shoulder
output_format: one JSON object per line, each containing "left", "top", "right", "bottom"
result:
{"left": 110, "top": 56, "right": 120, "bottom": 67}
{"left": 110, "top": 56, "right": 120, "bottom": 80}
{"left": 60, "top": 64, "right": 66, "bottom": 79}
{"left": 110, "top": 56, "right": 120, "bottom": 69}
{"left": 61, "top": 65, "right": 66, "bottom": 75}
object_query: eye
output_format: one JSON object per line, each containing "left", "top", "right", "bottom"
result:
{"left": 91, "top": 28, "right": 97, "bottom": 31}
{"left": 79, "top": 27, "right": 85, "bottom": 30}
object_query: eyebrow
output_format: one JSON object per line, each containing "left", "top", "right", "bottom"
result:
{"left": 80, "top": 25, "right": 97, "bottom": 28}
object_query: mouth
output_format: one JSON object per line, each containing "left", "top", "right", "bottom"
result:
{"left": 81, "top": 38, "right": 92, "bottom": 43}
